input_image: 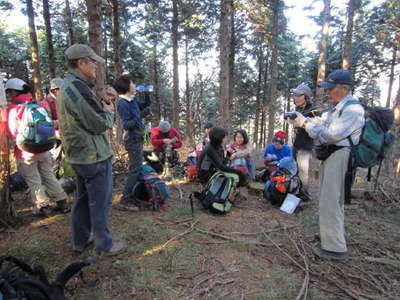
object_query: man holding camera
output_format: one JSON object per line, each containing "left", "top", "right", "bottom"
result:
{"left": 286, "top": 70, "right": 364, "bottom": 260}
{"left": 113, "top": 75, "right": 152, "bottom": 212}
{"left": 57, "top": 44, "right": 125, "bottom": 256}
{"left": 151, "top": 120, "right": 182, "bottom": 166}
{"left": 290, "top": 83, "right": 315, "bottom": 201}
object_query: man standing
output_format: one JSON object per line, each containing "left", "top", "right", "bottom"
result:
{"left": 287, "top": 70, "right": 364, "bottom": 260}
{"left": 57, "top": 44, "right": 125, "bottom": 256}
{"left": 290, "top": 83, "right": 314, "bottom": 200}
{"left": 113, "top": 75, "right": 151, "bottom": 211}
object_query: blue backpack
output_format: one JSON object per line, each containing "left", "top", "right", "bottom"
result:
{"left": 132, "top": 165, "right": 169, "bottom": 211}
{"left": 16, "top": 103, "right": 56, "bottom": 153}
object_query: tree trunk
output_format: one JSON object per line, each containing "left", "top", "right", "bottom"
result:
{"left": 266, "top": 0, "right": 279, "bottom": 144}
{"left": 111, "top": 0, "right": 122, "bottom": 79}
{"left": 171, "top": 0, "right": 180, "bottom": 128}
{"left": 253, "top": 49, "right": 263, "bottom": 146}
{"left": 228, "top": 0, "right": 235, "bottom": 131}
{"left": 315, "top": 0, "right": 331, "bottom": 104}
{"left": 386, "top": 43, "right": 397, "bottom": 108}
{"left": 218, "top": 0, "right": 233, "bottom": 130}
{"left": 85, "top": 0, "right": 106, "bottom": 98}
{"left": 27, "top": 0, "right": 43, "bottom": 101}
{"left": 42, "top": 0, "right": 56, "bottom": 78}
{"left": 342, "top": 0, "right": 355, "bottom": 70}
{"left": 64, "top": 0, "right": 75, "bottom": 45}
{"left": 184, "top": 38, "right": 193, "bottom": 144}
{"left": 153, "top": 41, "right": 161, "bottom": 122}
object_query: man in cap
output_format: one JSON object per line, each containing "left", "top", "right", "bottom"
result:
{"left": 290, "top": 83, "right": 315, "bottom": 201}
{"left": 57, "top": 44, "right": 126, "bottom": 256}
{"left": 286, "top": 69, "right": 365, "bottom": 260}
{"left": 151, "top": 120, "right": 182, "bottom": 165}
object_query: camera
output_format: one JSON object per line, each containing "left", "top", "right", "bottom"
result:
{"left": 284, "top": 112, "right": 297, "bottom": 120}
{"left": 136, "top": 85, "right": 154, "bottom": 93}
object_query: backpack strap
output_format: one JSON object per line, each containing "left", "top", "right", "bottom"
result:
{"left": 339, "top": 99, "right": 360, "bottom": 117}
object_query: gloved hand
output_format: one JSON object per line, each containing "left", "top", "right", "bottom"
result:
{"left": 286, "top": 112, "right": 306, "bottom": 127}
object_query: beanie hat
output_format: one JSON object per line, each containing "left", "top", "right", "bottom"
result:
{"left": 272, "top": 131, "right": 286, "bottom": 144}
{"left": 159, "top": 120, "right": 171, "bottom": 133}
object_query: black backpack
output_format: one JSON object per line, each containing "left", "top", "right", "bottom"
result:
{"left": 0, "top": 256, "right": 94, "bottom": 300}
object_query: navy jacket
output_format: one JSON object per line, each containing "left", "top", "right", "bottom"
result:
{"left": 117, "top": 93, "right": 151, "bottom": 140}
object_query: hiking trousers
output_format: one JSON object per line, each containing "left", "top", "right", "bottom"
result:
{"left": 296, "top": 149, "right": 312, "bottom": 192}
{"left": 71, "top": 157, "right": 113, "bottom": 253}
{"left": 121, "top": 137, "right": 143, "bottom": 204}
{"left": 319, "top": 147, "right": 350, "bottom": 253}
{"left": 17, "top": 151, "right": 67, "bottom": 209}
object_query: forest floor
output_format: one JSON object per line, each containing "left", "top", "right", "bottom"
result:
{"left": 1, "top": 155, "right": 400, "bottom": 300}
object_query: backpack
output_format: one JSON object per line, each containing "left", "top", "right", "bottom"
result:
{"left": 16, "top": 103, "right": 56, "bottom": 153}
{"left": 8, "top": 173, "right": 28, "bottom": 192}
{"left": 195, "top": 171, "right": 239, "bottom": 214}
{"left": 340, "top": 100, "right": 395, "bottom": 169}
{"left": 131, "top": 165, "right": 169, "bottom": 211}
{"left": 263, "top": 157, "right": 301, "bottom": 206}
{"left": 0, "top": 255, "right": 94, "bottom": 300}
{"left": 185, "top": 151, "right": 200, "bottom": 182}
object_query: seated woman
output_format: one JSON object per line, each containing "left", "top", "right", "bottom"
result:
{"left": 197, "top": 127, "right": 246, "bottom": 186}
{"left": 227, "top": 129, "right": 255, "bottom": 180}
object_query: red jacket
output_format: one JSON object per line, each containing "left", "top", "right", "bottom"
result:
{"left": 39, "top": 94, "right": 58, "bottom": 129}
{"left": 151, "top": 126, "right": 182, "bottom": 151}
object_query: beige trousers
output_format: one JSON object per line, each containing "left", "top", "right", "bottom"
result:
{"left": 319, "top": 147, "right": 350, "bottom": 253}
{"left": 296, "top": 149, "right": 312, "bottom": 192}
{"left": 17, "top": 151, "right": 67, "bottom": 209}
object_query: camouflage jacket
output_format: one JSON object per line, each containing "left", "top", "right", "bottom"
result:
{"left": 57, "top": 69, "right": 114, "bottom": 165}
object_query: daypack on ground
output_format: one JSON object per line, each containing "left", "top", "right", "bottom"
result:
{"left": 0, "top": 255, "right": 94, "bottom": 300}
{"left": 131, "top": 165, "right": 169, "bottom": 211}
{"left": 264, "top": 157, "right": 301, "bottom": 206}
{"left": 195, "top": 171, "right": 239, "bottom": 214}
{"left": 9, "top": 173, "right": 28, "bottom": 192}
{"left": 16, "top": 103, "right": 56, "bottom": 153}
{"left": 341, "top": 100, "right": 395, "bottom": 168}
{"left": 185, "top": 151, "right": 200, "bottom": 182}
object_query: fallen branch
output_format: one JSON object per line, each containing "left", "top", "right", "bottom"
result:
{"left": 365, "top": 256, "right": 400, "bottom": 268}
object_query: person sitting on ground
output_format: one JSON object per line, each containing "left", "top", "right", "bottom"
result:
{"left": 197, "top": 126, "right": 247, "bottom": 186}
{"left": 150, "top": 120, "right": 182, "bottom": 166}
{"left": 263, "top": 131, "right": 292, "bottom": 164}
{"left": 114, "top": 75, "right": 151, "bottom": 212}
{"left": 196, "top": 121, "right": 214, "bottom": 151}
{"left": 5, "top": 78, "right": 68, "bottom": 216}
{"left": 226, "top": 129, "right": 256, "bottom": 180}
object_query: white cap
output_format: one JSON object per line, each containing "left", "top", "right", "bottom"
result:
{"left": 5, "top": 78, "right": 27, "bottom": 91}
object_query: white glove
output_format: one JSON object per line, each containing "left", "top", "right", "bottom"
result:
{"left": 286, "top": 112, "right": 306, "bottom": 127}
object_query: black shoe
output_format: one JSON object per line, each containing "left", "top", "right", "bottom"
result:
{"left": 32, "top": 206, "right": 52, "bottom": 217}
{"left": 298, "top": 190, "right": 312, "bottom": 202}
{"left": 54, "top": 199, "right": 70, "bottom": 214}
{"left": 312, "top": 247, "right": 348, "bottom": 261}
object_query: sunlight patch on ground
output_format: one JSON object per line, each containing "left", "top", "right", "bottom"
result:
{"left": 30, "top": 215, "right": 64, "bottom": 228}
{"left": 140, "top": 239, "right": 180, "bottom": 258}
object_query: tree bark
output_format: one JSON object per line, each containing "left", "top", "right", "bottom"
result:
{"left": 266, "top": 0, "right": 279, "bottom": 144}
{"left": 253, "top": 49, "right": 263, "bottom": 146}
{"left": 64, "top": 0, "right": 75, "bottom": 45}
{"left": 153, "top": 41, "right": 161, "bottom": 122}
{"left": 85, "top": 0, "right": 106, "bottom": 98}
{"left": 184, "top": 38, "right": 193, "bottom": 143}
{"left": 42, "top": 0, "right": 56, "bottom": 78}
{"left": 218, "top": 0, "right": 233, "bottom": 130}
{"left": 386, "top": 43, "right": 397, "bottom": 108}
{"left": 27, "top": 0, "right": 43, "bottom": 101}
{"left": 342, "top": 0, "right": 355, "bottom": 70}
{"left": 315, "top": 0, "right": 331, "bottom": 104}
{"left": 171, "top": 0, "right": 180, "bottom": 128}
{"left": 111, "top": 0, "right": 122, "bottom": 79}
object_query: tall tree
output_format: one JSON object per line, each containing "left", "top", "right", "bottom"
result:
{"left": 219, "top": 0, "right": 234, "bottom": 129}
{"left": 266, "top": 0, "right": 279, "bottom": 143}
{"left": 42, "top": 0, "right": 56, "bottom": 78}
{"left": 26, "top": 0, "right": 43, "bottom": 100}
{"left": 171, "top": 0, "right": 180, "bottom": 128}
{"left": 342, "top": 0, "right": 356, "bottom": 70}
{"left": 315, "top": 0, "right": 331, "bottom": 103}
{"left": 110, "top": 0, "right": 122, "bottom": 79}
{"left": 64, "top": 0, "right": 75, "bottom": 45}
{"left": 386, "top": 43, "right": 397, "bottom": 107}
{"left": 85, "top": 0, "right": 106, "bottom": 96}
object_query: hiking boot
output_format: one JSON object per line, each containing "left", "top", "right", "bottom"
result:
{"left": 115, "top": 202, "right": 139, "bottom": 212}
{"left": 73, "top": 236, "right": 94, "bottom": 255}
{"left": 32, "top": 206, "right": 52, "bottom": 217}
{"left": 96, "top": 241, "right": 127, "bottom": 257}
{"left": 54, "top": 199, "right": 70, "bottom": 214}
{"left": 312, "top": 247, "right": 348, "bottom": 261}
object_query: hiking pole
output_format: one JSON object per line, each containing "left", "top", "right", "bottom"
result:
{"left": 373, "top": 160, "right": 383, "bottom": 193}
{"left": 189, "top": 193, "right": 194, "bottom": 218}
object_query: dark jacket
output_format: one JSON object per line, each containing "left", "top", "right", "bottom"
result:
{"left": 117, "top": 94, "right": 151, "bottom": 141}
{"left": 57, "top": 70, "right": 114, "bottom": 165}
{"left": 197, "top": 142, "right": 245, "bottom": 185}
{"left": 293, "top": 102, "right": 315, "bottom": 151}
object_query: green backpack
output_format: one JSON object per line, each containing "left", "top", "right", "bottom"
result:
{"left": 341, "top": 100, "right": 395, "bottom": 169}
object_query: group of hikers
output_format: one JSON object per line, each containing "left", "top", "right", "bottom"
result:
{"left": 4, "top": 43, "right": 372, "bottom": 261}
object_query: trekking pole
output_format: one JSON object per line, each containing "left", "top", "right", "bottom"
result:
{"left": 373, "top": 160, "right": 383, "bottom": 193}
{"left": 189, "top": 193, "right": 194, "bottom": 217}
